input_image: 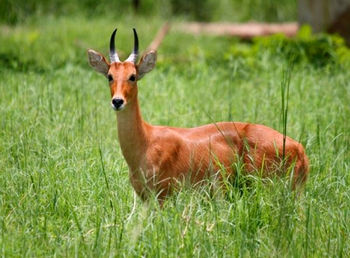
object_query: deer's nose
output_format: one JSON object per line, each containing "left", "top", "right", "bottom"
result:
{"left": 111, "top": 98, "right": 124, "bottom": 110}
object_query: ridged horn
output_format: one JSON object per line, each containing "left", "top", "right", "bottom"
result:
{"left": 109, "top": 28, "right": 120, "bottom": 63}
{"left": 125, "top": 28, "right": 139, "bottom": 63}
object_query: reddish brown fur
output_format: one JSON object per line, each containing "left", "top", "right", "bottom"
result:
{"left": 104, "top": 62, "right": 309, "bottom": 202}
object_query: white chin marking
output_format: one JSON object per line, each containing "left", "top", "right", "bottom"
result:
{"left": 117, "top": 105, "right": 125, "bottom": 111}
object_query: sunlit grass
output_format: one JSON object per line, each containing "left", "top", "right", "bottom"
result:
{"left": 0, "top": 15, "right": 350, "bottom": 256}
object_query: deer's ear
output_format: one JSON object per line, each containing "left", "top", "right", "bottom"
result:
{"left": 87, "top": 49, "right": 109, "bottom": 76}
{"left": 137, "top": 50, "right": 157, "bottom": 80}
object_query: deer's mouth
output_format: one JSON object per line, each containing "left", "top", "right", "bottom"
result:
{"left": 111, "top": 98, "right": 126, "bottom": 111}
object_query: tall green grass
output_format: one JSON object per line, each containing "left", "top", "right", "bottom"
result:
{"left": 0, "top": 16, "right": 350, "bottom": 256}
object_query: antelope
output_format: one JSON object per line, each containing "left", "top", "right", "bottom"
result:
{"left": 87, "top": 28, "right": 309, "bottom": 203}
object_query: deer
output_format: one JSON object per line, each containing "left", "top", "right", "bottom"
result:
{"left": 87, "top": 28, "right": 309, "bottom": 203}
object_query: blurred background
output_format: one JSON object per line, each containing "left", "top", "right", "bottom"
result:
{"left": 1, "top": 0, "right": 349, "bottom": 35}
{"left": 0, "top": 0, "right": 350, "bottom": 73}
{"left": 0, "top": 0, "right": 298, "bottom": 24}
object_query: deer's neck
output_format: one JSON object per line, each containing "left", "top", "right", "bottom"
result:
{"left": 116, "top": 98, "right": 150, "bottom": 169}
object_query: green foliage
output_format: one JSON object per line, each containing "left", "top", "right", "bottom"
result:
{"left": 0, "top": 0, "right": 297, "bottom": 24}
{"left": 0, "top": 0, "right": 133, "bottom": 24}
{"left": 169, "top": 0, "right": 214, "bottom": 21}
{"left": 212, "top": 0, "right": 297, "bottom": 22}
{"left": 226, "top": 25, "right": 350, "bottom": 68}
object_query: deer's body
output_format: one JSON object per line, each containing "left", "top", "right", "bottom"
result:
{"left": 88, "top": 28, "right": 309, "bottom": 202}
{"left": 117, "top": 96, "right": 308, "bottom": 200}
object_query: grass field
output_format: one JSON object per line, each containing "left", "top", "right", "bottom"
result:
{"left": 1, "top": 14, "right": 350, "bottom": 257}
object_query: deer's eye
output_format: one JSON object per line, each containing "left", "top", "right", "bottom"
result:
{"left": 129, "top": 74, "right": 136, "bottom": 82}
{"left": 108, "top": 75, "right": 113, "bottom": 82}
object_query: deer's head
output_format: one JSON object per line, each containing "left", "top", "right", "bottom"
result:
{"left": 88, "top": 28, "right": 157, "bottom": 111}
